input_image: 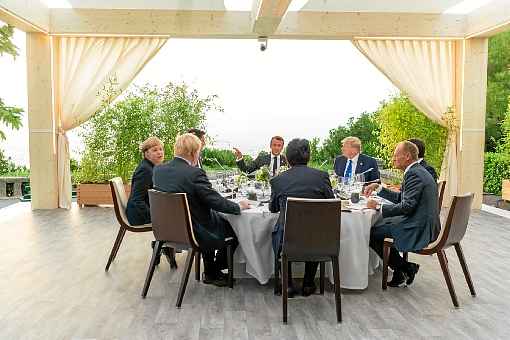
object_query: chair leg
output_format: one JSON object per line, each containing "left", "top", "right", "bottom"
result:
{"left": 194, "top": 251, "right": 201, "bottom": 281}
{"left": 227, "top": 243, "right": 234, "bottom": 289}
{"left": 176, "top": 249, "right": 196, "bottom": 308}
{"left": 454, "top": 243, "right": 476, "bottom": 297}
{"left": 282, "top": 255, "right": 288, "bottom": 324}
{"left": 274, "top": 256, "right": 280, "bottom": 295}
{"left": 403, "top": 252, "right": 409, "bottom": 262}
{"left": 319, "top": 262, "right": 325, "bottom": 295}
{"left": 382, "top": 242, "right": 390, "bottom": 290}
{"left": 164, "top": 247, "right": 178, "bottom": 269}
{"left": 105, "top": 227, "right": 126, "bottom": 271}
{"left": 141, "top": 241, "right": 163, "bottom": 298}
{"left": 437, "top": 250, "right": 459, "bottom": 308}
{"left": 331, "top": 256, "right": 342, "bottom": 323}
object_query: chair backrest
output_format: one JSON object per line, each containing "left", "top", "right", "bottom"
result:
{"left": 148, "top": 190, "right": 198, "bottom": 248}
{"left": 434, "top": 193, "right": 474, "bottom": 249}
{"left": 438, "top": 180, "right": 446, "bottom": 209}
{"left": 282, "top": 197, "right": 342, "bottom": 260}
{"left": 110, "top": 177, "right": 129, "bottom": 226}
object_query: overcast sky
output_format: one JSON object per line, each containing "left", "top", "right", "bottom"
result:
{"left": 0, "top": 25, "right": 397, "bottom": 166}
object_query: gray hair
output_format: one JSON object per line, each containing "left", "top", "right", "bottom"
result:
{"left": 399, "top": 141, "right": 419, "bottom": 161}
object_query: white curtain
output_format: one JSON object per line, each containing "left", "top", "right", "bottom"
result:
{"left": 352, "top": 39, "right": 459, "bottom": 203}
{"left": 53, "top": 36, "right": 168, "bottom": 209}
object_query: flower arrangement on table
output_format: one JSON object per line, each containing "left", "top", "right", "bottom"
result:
{"left": 234, "top": 172, "right": 248, "bottom": 188}
{"left": 255, "top": 165, "right": 270, "bottom": 184}
{"left": 277, "top": 165, "right": 289, "bottom": 175}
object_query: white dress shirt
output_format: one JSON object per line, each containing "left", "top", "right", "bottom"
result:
{"left": 269, "top": 153, "right": 281, "bottom": 176}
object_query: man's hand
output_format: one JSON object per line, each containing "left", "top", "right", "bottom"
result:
{"left": 239, "top": 200, "right": 251, "bottom": 210}
{"left": 233, "top": 147, "right": 243, "bottom": 160}
{"left": 363, "top": 183, "right": 379, "bottom": 197}
{"left": 366, "top": 199, "right": 379, "bottom": 210}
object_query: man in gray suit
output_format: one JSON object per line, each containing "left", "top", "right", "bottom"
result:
{"left": 364, "top": 141, "right": 440, "bottom": 287}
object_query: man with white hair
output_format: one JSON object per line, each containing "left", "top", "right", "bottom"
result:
{"left": 153, "top": 133, "right": 250, "bottom": 287}
{"left": 333, "top": 136, "right": 380, "bottom": 183}
{"left": 364, "top": 141, "right": 440, "bottom": 287}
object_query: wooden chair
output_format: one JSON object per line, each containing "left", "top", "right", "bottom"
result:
{"left": 105, "top": 177, "right": 152, "bottom": 271}
{"left": 383, "top": 193, "right": 476, "bottom": 308}
{"left": 279, "top": 197, "right": 343, "bottom": 323}
{"left": 142, "top": 190, "right": 234, "bottom": 306}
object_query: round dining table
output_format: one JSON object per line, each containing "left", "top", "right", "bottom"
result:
{"left": 221, "top": 199, "right": 383, "bottom": 289}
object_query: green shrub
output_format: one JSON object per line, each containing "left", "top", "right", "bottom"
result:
{"left": 76, "top": 82, "right": 217, "bottom": 183}
{"left": 375, "top": 94, "right": 447, "bottom": 171}
{"left": 202, "top": 148, "right": 237, "bottom": 168}
{"left": 485, "top": 152, "right": 510, "bottom": 195}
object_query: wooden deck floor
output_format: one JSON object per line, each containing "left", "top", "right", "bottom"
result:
{"left": 1, "top": 203, "right": 509, "bottom": 340}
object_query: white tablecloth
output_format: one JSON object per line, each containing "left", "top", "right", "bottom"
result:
{"left": 221, "top": 204, "right": 382, "bottom": 289}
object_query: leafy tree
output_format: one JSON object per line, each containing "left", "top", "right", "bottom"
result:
{"left": 0, "top": 24, "right": 23, "bottom": 162}
{"left": 76, "top": 82, "right": 218, "bottom": 183}
{"left": 375, "top": 94, "right": 447, "bottom": 171}
{"left": 486, "top": 31, "right": 510, "bottom": 151}
{"left": 0, "top": 25, "right": 18, "bottom": 57}
{"left": 319, "top": 125, "right": 350, "bottom": 162}
{"left": 345, "top": 111, "right": 380, "bottom": 158}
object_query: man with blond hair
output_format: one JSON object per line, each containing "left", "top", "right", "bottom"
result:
{"left": 363, "top": 141, "right": 440, "bottom": 288}
{"left": 153, "top": 133, "right": 250, "bottom": 287}
{"left": 333, "top": 136, "right": 380, "bottom": 183}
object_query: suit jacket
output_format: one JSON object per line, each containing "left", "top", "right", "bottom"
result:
{"left": 269, "top": 165, "right": 335, "bottom": 227}
{"left": 377, "top": 163, "right": 440, "bottom": 252}
{"left": 236, "top": 151, "right": 288, "bottom": 175}
{"left": 420, "top": 159, "right": 438, "bottom": 182}
{"left": 153, "top": 157, "right": 241, "bottom": 248}
{"left": 126, "top": 158, "right": 154, "bottom": 226}
{"left": 333, "top": 153, "right": 380, "bottom": 183}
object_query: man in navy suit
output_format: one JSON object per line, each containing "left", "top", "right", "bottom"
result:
{"left": 364, "top": 141, "right": 440, "bottom": 287}
{"left": 333, "top": 136, "right": 380, "bottom": 183}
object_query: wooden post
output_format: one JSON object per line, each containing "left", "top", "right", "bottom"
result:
{"left": 456, "top": 38, "right": 488, "bottom": 209}
{"left": 27, "top": 33, "right": 58, "bottom": 209}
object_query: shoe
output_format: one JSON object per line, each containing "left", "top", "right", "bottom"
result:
{"left": 302, "top": 284, "right": 317, "bottom": 297}
{"left": 202, "top": 272, "right": 229, "bottom": 287}
{"left": 404, "top": 263, "right": 420, "bottom": 286}
{"left": 275, "top": 283, "right": 296, "bottom": 298}
{"left": 387, "top": 270, "right": 406, "bottom": 287}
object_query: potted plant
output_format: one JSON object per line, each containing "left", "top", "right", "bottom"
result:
{"left": 75, "top": 81, "right": 218, "bottom": 206}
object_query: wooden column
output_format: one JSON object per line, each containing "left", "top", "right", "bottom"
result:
{"left": 457, "top": 38, "right": 488, "bottom": 209}
{"left": 26, "top": 33, "right": 58, "bottom": 209}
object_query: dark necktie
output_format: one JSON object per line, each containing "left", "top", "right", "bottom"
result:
{"left": 272, "top": 156, "right": 278, "bottom": 175}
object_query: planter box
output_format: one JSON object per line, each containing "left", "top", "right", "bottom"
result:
{"left": 503, "top": 180, "right": 510, "bottom": 202}
{"left": 77, "top": 183, "right": 131, "bottom": 207}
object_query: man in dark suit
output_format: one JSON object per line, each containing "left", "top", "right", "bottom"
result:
{"left": 333, "top": 136, "right": 380, "bottom": 183}
{"left": 153, "top": 133, "right": 250, "bottom": 287}
{"left": 364, "top": 141, "right": 440, "bottom": 287}
{"left": 188, "top": 128, "right": 206, "bottom": 169}
{"left": 270, "top": 138, "right": 335, "bottom": 297}
{"left": 408, "top": 138, "right": 438, "bottom": 181}
{"left": 233, "top": 136, "right": 288, "bottom": 176}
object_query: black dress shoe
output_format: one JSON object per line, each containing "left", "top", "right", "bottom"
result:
{"left": 275, "top": 283, "right": 296, "bottom": 298}
{"left": 387, "top": 270, "right": 406, "bottom": 287}
{"left": 302, "top": 284, "right": 317, "bottom": 297}
{"left": 404, "top": 263, "right": 420, "bottom": 285}
{"left": 202, "top": 273, "right": 229, "bottom": 287}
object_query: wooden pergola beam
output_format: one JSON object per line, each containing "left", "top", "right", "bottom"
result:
{"left": 0, "top": 0, "right": 49, "bottom": 33}
{"left": 466, "top": 0, "right": 510, "bottom": 38}
{"left": 48, "top": 8, "right": 467, "bottom": 39}
{"left": 251, "top": 0, "right": 292, "bottom": 36}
